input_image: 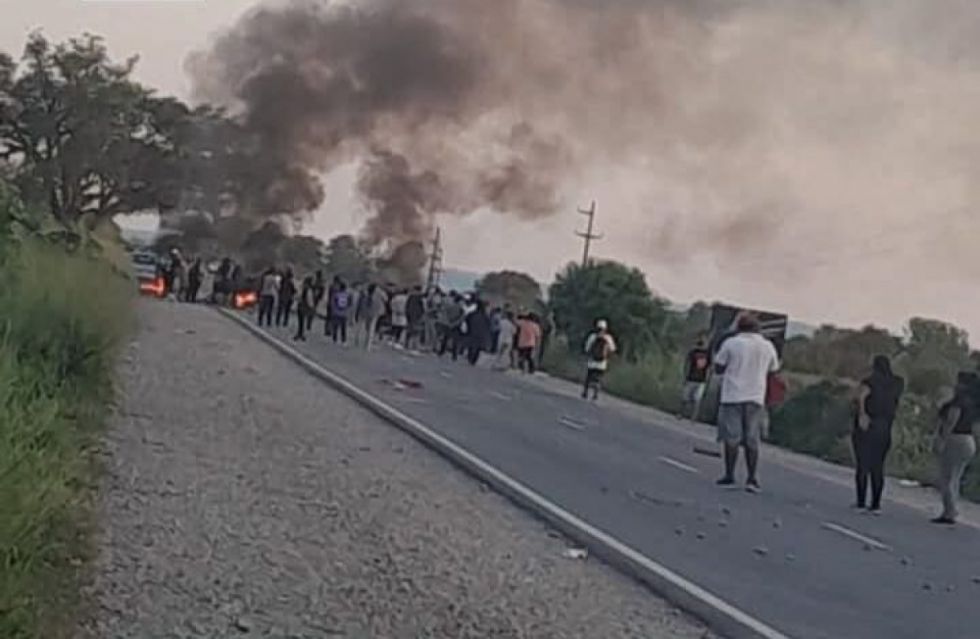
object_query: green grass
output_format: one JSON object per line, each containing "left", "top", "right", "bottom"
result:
{"left": 0, "top": 240, "right": 132, "bottom": 639}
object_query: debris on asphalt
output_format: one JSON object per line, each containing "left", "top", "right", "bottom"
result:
{"left": 558, "top": 416, "right": 587, "bottom": 431}
{"left": 398, "top": 378, "right": 424, "bottom": 389}
{"left": 752, "top": 546, "right": 769, "bottom": 557}
{"left": 785, "top": 553, "right": 796, "bottom": 562}
{"left": 972, "top": 576, "right": 980, "bottom": 585}
{"left": 772, "top": 517, "right": 782, "bottom": 529}
{"left": 234, "top": 616, "right": 253, "bottom": 633}
{"left": 922, "top": 582, "right": 934, "bottom": 591}
{"left": 721, "top": 506, "right": 732, "bottom": 516}
{"left": 693, "top": 446, "right": 722, "bottom": 458}
{"left": 674, "top": 527, "right": 685, "bottom": 536}
{"left": 898, "top": 479, "right": 920, "bottom": 487}
{"left": 717, "top": 519, "right": 728, "bottom": 528}
{"left": 563, "top": 548, "right": 588, "bottom": 560}
{"left": 695, "top": 532, "right": 706, "bottom": 540}
{"left": 629, "top": 490, "right": 684, "bottom": 508}
{"left": 900, "top": 557, "right": 912, "bottom": 567}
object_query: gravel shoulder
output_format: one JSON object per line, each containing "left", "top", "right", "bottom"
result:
{"left": 78, "top": 300, "right": 712, "bottom": 639}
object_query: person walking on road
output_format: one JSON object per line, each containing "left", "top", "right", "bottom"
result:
{"left": 932, "top": 372, "right": 979, "bottom": 525}
{"left": 323, "top": 276, "right": 341, "bottom": 337}
{"left": 852, "top": 355, "right": 905, "bottom": 513}
{"left": 582, "top": 320, "right": 616, "bottom": 400}
{"left": 185, "top": 258, "right": 202, "bottom": 303}
{"left": 355, "top": 284, "right": 387, "bottom": 351}
{"left": 464, "top": 300, "right": 492, "bottom": 366}
{"left": 438, "top": 292, "right": 465, "bottom": 360}
{"left": 493, "top": 310, "right": 517, "bottom": 371}
{"left": 682, "top": 336, "right": 712, "bottom": 420}
{"left": 713, "top": 313, "right": 780, "bottom": 493}
{"left": 329, "top": 281, "right": 352, "bottom": 344}
{"left": 310, "top": 270, "right": 325, "bottom": 331}
{"left": 405, "top": 286, "right": 426, "bottom": 349}
{"left": 276, "top": 269, "right": 296, "bottom": 328}
{"left": 389, "top": 289, "right": 409, "bottom": 346}
{"left": 294, "top": 275, "right": 315, "bottom": 341}
{"left": 257, "top": 267, "right": 280, "bottom": 327}
{"left": 516, "top": 313, "right": 542, "bottom": 374}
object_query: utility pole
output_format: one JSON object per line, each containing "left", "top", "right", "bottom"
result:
{"left": 426, "top": 227, "right": 443, "bottom": 291}
{"left": 575, "top": 200, "right": 601, "bottom": 267}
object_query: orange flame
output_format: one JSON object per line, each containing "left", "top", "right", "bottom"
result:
{"left": 140, "top": 278, "right": 166, "bottom": 297}
{"left": 234, "top": 291, "right": 258, "bottom": 309}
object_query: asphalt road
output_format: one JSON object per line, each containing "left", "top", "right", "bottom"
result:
{"left": 251, "top": 317, "right": 980, "bottom": 639}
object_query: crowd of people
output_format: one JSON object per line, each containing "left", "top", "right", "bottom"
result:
{"left": 250, "top": 265, "right": 557, "bottom": 374}
{"left": 154, "top": 251, "right": 980, "bottom": 526}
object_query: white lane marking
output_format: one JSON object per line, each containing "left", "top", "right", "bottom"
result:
{"left": 821, "top": 522, "right": 891, "bottom": 551}
{"left": 658, "top": 456, "right": 700, "bottom": 474}
{"left": 224, "top": 310, "right": 791, "bottom": 639}
{"left": 558, "top": 416, "right": 587, "bottom": 431}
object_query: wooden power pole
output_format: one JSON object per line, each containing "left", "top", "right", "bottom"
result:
{"left": 576, "top": 200, "right": 601, "bottom": 267}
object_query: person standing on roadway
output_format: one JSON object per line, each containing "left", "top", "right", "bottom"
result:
{"left": 932, "top": 372, "right": 979, "bottom": 525}
{"left": 516, "top": 313, "right": 542, "bottom": 374}
{"left": 493, "top": 310, "right": 517, "bottom": 371}
{"left": 275, "top": 268, "right": 296, "bottom": 329}
{"left": 852, "top": 355, "right": 904, "bottom": 513}
{"left": 355, "top": 283, "right": 388, "bottom": 351}
{"left": 713, "top": 313, "right": 779, "bottom": 493}
{"left": 582, "top": 320, "right": 616, "bottom": 400}
{"left": 681, "top": 336, "right": 711, "bottom": 420}
{"left": 257, "top": 267, "right": 280, "bottom": 328}
{"left": 294, "top": 275, "right": 315, "bottom": 342}
{"left": 328, "top": 281, "right": 352, "bottom": 345}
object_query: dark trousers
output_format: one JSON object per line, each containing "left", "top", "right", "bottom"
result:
{"left": 276, "top": 298, "right": 293, "bottom": 327}
{"left": 439, "top": 328, "right": 461, "bottom": 360}
{"left": 184, "top": 281, "right": 200, "bottom": 303}
{"left": 257, "top": 295, "right": 275, "bottom": 326}
{"left": 467, "top": 346, "right": 483, "bottom": 366}
{"left": 329, "top": 316, "right": 348, "bottom": 343}
{"left": 295, "top": 307, "right": 311, "bottom": 340}
{"left": 852, "top": 425, "right": 892, "bottom": 509}
{"left": 583, "top": 368, "right": 604, "bottom": 398}
{"left": 518, "top": 347, "right": 536, "bottom": 373}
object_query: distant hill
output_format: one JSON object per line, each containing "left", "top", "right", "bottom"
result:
{"left": 439, "top": 267, "right": 482, "bottom": 292}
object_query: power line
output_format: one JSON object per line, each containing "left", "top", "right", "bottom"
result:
{"left": 426, "top": 227, "right": 443, "bottom": 291}
{"left": 575, "top": 200, "right": 602, "bottom": 267}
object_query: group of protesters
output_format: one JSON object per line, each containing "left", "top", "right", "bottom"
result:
{"left": 251, "top": 266, "right": 556, "bottom": 373}
{"left": 677, "top": 312, "right": 980, "bottom": 524}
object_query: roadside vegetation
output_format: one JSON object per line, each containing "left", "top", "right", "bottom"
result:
{"left": 0, "top": 189, "right": 132, "bottom": 638}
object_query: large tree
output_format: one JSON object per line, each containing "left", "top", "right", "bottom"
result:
{"left": 548, "top": 260, "right": 671, "bottom": 360}
{"left": 0, "top": 34, "right": 183, "bottom": 224}
{"left": 475, "top": 270, "right": 542, "bottom": 311}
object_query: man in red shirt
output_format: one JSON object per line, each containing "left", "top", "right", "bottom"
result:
{"left": 516, "top": 313, "right": 542, "bottom": 374}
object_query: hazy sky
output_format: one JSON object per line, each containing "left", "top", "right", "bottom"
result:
{"left": 2, "top": 0, "right": 978, "bottom": 341}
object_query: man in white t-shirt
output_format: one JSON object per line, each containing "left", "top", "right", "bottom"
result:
{"left": 713, "top": 313, "right": 780, "bottom": 493}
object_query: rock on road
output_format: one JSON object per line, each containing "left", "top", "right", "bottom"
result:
{"left": 78, "top": 300, "right": 712, "bottom": 639}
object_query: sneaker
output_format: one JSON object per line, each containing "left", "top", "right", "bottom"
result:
{"left": 868, "top": 507, "right": 883, "bottom": 516}
{"left": 931, "top": 516, "right": 956, "bottom": 525}
{"left": 745, "top": 480, "right": 762, "bottom": 494}
{"left": 716, "top": 477, "right": 736, "bottom": 486}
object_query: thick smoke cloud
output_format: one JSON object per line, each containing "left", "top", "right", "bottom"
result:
{"left": 189, "top": 0, "right": 980, "bottom": 298}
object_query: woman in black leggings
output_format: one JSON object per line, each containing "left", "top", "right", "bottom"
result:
{"left": 852, "top": 355, "right": 905, "bottom": 513}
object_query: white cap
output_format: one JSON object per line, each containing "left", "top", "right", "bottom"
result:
{"left": 596, "top": 319, "right": 608, "bottom": 330}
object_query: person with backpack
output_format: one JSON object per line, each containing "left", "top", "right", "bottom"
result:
{"left": 851, "top": 354, "right": 905, "bottom": 513}
{"left": 328, "top": 281, "right": 352, "bottom": 344}
{"left": 931, "top": 372, "right": 979, "bottom": 525}
{"left": 582, "top": 319, "right": 617, "bottom": 400}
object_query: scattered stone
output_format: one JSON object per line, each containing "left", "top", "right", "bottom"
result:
{"left": 695, "top": 532, "right": 706, "bottom": 540}
{"left": 946, "top": 585, "right": 956, "bottom": 593}
{"left": 717, "top": 520, "right": 728, "bottom": 528}
{"left": 772, "top": 518, "right": 782, "bottom": 529}
{"left": 785, "top": 553, "right": 796, "bottom": 562}
{"left": 900, "top": 557, "right": 912, "bottom": 567}
{"left": 752, "top": 546, "right": 769, "bottom": 557}
{"left": 971, "top": 576, "right": 980, "bottom": 584}
{"left": 863, "top": 543, "right": 875, "bottom": 552}
{"left": 562, "top": 548, "right": 588, "bottom": 560}
{"left": 922, "top": 582, "right": 934, "bottom": 591}
{"left": 721, "top": 506, "right": 732, "bottom": 516}
{"left": 674, "top": 527, "right": 685, "bottom": 536}
{"left": 234, "top": 616, "right": 253, "bottom": 633}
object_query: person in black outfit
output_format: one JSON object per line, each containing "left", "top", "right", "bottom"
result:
{"left": 465, "top": 300, "right": 492, "bottom": 365}
{"left": 294, "top": 276, "right": 315, "bottom": 341}
{"left": 852, "top": 355, "right": 905, "bottom": 513}
{"left": 185, "top": 258, "right": 203, "bottom": 303}
{"left": 276, "top": 269, "right": 296, "bottom": 328}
